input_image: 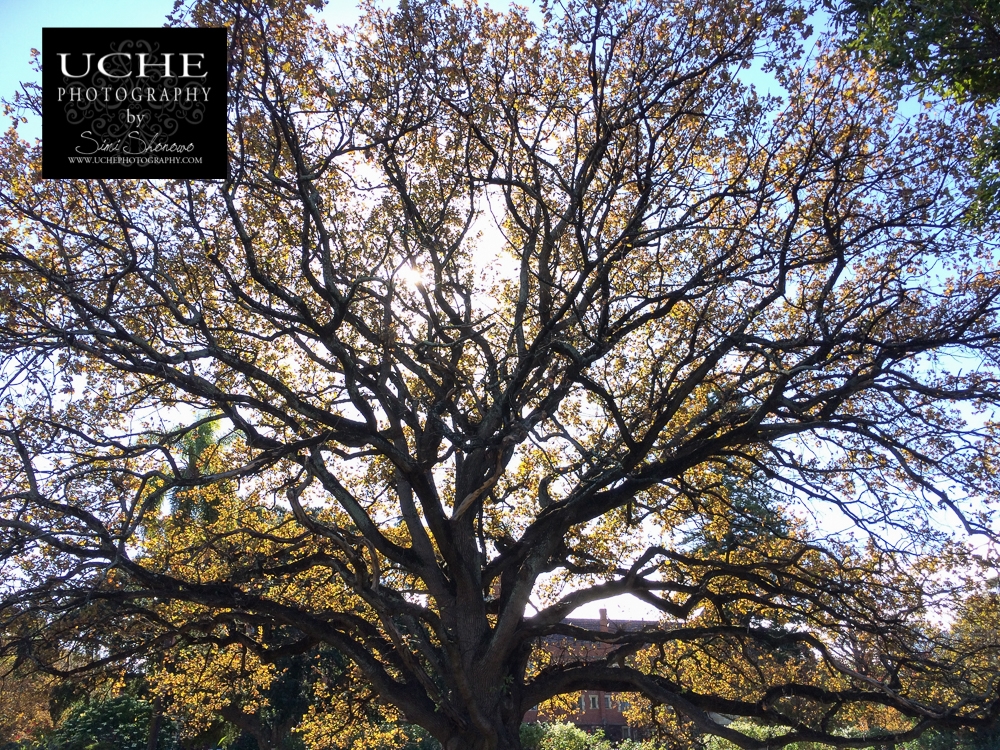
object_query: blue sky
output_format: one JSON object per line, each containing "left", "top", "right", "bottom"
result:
{"left": 0, "top": 0, "right": 364, "bottom": 115}
{"left": 0, "top": 0, "right": 176, "bottom": 106}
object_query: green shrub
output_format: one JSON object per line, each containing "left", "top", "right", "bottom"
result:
{"left": 42, "top": 696, "right": 176, "bottom": 750}
{"left": 520, "top": 723, "right": 612, "bottom": 750}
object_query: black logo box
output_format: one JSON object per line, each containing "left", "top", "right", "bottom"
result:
{"left": 42, "top": 27, "right": 227, "bottom": 179}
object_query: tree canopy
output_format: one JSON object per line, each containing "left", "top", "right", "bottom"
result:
{"left": 832, "top": 0, "right": 1000, "bottom": 102}
{"left": 3, "top": 0, "right": 1000, "bottom": 749}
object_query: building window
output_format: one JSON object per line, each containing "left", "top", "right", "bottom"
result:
{"left": 623, "top": 727, "right": 631, "bottom": 739}
{"left": 605, "top": 694, "right": 612, "bottom": 709}
{"left": 590, "top": 694, "right": 599, "bottom": 709}
{"left": 579, "top": 696, "right": 586, "bottom": 711}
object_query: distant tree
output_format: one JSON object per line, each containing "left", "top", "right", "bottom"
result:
{"left": 832, "top": 0, "right": 1000, "bottom": 101}
{"left": 153, "top": 637, "right": 331, "bottom": 750}
{"left": 832, "top": 0, "right": 1000, "bottom": 216}
{"left": 218, "top": 648, "right": 315, "bottom": 750}
{"left": 0, "top": 661, "right": 54, "bottom": 746}
{"left": 3, "top": 0, "right": 1000, "bottom": 749}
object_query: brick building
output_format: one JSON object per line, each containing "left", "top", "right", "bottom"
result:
{"left": 522, "top": 609, "right": 649, "bottom": 741}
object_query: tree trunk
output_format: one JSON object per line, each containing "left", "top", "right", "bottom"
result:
{"left": 440, "top": 709, "right": 523, "bottom": 750}
{"left": 145, "top": 696, "right": 162, "bottom": 750}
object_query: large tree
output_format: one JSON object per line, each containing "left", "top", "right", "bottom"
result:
{"left": 3, "top": 0, "right": 1000, "bottom": 748}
